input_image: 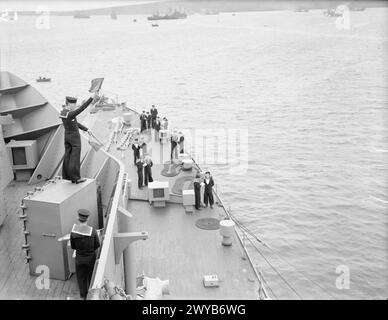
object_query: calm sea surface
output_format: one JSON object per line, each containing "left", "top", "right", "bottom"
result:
{"left": 1, "top": 7, "right": 387, "bottom": 299}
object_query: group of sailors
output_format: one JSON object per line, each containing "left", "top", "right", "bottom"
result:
{"left": 193, "top": 171, "right": 215, "bottom": 210}
{"left": 140, "top": 105, "right": 169, "bottom": 142}
{"left": 133, "top": 141, "right": 154, "bottom": 189}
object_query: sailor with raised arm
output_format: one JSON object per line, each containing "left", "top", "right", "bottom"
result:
{"left": 60, "top": 94, "right": 99, "bottom": 184}
{"left": 70, "top": 209, "right": 100, "bottom": 300}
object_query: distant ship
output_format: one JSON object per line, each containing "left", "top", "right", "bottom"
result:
{"left": 199, "top": 9, "right": 219, "bottom": 15}
{"left": 294, "top": 8, "right": 309, "bottom": 12}
{"left": 110, "top": 12, "right": 118, "bottom": 20}
{"left": 74, "top": 12, "right": 91, "bottom": 19}
{"left": 147, "top": 10, "right": 187, "bottom": 21}
{"left": 36, "top": 76, "right": 51, "bottom": 83}
{"left": 350, "top": 7, "right": 365, "bottom": 11}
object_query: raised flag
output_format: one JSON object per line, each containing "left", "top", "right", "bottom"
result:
{"left": 89, "top": 78, "right": 104, "bottom": 93}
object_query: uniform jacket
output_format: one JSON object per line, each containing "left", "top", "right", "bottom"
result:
{"left": 154, "top": 120, "right": 161, "bottom": 131}
{"left": 70, "top": 227, "right": 100, "bottom": 259}
{"left": 204, "top": 177, "right": 214, "bottom": 192}
{"left": 59, "top": 97, "right": 93, "bottom": 146}
{"left": 151, "top": 107, "right": 158, "bottom": 118}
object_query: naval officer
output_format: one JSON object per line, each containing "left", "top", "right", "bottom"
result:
{"left": 70, "top": 209, "right": 100, "bottom": 300}
{"left": 60, "top": 94, "right": 98, "bottom": 184}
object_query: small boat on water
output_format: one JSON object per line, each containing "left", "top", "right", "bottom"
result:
{"left": 110, "top": 12, "right": 117, "bottom": 20}
{"left": 152, "top": 23, "right": 159, "bottom": 27}
{"left": 147, "top": 10, "right": 187, "bottom": 21}
{"left": 36, "top": 76, "right": 51, "bottom": 83}
{"left": 74, "top": 12, "right": 91, "bottom": 19}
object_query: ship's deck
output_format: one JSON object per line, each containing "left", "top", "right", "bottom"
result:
{"left": 0, "top": 105, "right": 260, "bottom": 300}
{"left": 89, "top": 107, "right": 260, "bottom": 299}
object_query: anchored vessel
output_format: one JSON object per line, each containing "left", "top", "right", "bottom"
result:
{"left": 74, "top": 12, "right": 91, "bottom": 19}
{"left": 0, "top": 72, "right": 269, "bottom": 300}
{"left": 147, "top": 10, "right": 187, "bottom": 21}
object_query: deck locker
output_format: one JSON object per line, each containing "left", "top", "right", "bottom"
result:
{"left": 22, "top": 178, "right": 98, "bottom": 280}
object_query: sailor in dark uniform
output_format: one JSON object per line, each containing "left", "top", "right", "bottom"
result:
{"left": 136, "top": 158, "right": 145, "bottom": 189}
{"left": 150, "top": 105, "right": 158, "bottom": 129}
{"left": 146, "top": 112, "right": 152, "bottom": 130}
{"left": 203, "top": 171, "right": 215, "bottom": 209}
{"left": 70, "top": 209, "right": 100, "bottom": 300}
{"left": 140, "top": 111, "right": 147, "bottom": 132}
{"left": 60, "top": 95, "right": 98, "bottom": 184}
{"left": 131, "top": 139, "right": 142, "bottom": 166}
{"left": 193, "top": 174, "right": 202, "bottom": 210}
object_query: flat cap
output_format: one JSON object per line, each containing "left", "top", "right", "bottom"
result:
{"left": 66, "top": 96, "right": 77, "bottom": 104}
{"left": 78, "top": 209, "right": 90, "bottom": 221}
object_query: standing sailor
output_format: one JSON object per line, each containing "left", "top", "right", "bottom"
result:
{"left": 193, "top": 174, "right": 202, "bottom": 210}
{"left": 60, "top": 94, "right": 98, "bottom": 184}
{"left": 146, "top": 111, "right": 152, "bottom": 130}
{"left": 70, "top": 209, "right": 100, "bottom": 300}
{"left": 150, "top": 105, "right": 158, "bottom": 129}
{"left": 140, "top": 111, "right": 147, "bottom": 132}
{"left": 144, "top": 155, "right": 154, "bottom": 186}
{"left": 154, "top": 116, "right": 161, "bottom": 142}
{"left": 131, "top": 139, "right": 141, "bottom": 166}
{"left": 136, "top": 158, "right": 145, "bottom": 189}
{"left": 203, "top": 171, "right": 215, "bottom": 209}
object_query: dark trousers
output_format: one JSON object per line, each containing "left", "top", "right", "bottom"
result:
{"left": 151, "top": 117, "right": 156, "bottom": 129}
{"left": 62, "top": 141, "right": 81, "bottom": 182}
{"left": 75, "top": 257, "right": 95, "bottom": 299}
{"left": 195, "top": 190, "right": 201, "bottom": 210}
{"left": 144, "top": 168, "right": 153, "bottom": 186}
{"left": 204, "top": 190, "right": 214, "bottom": 206}
{"left": 141, "top": 121, "right": 147, "bottom": 132}
{"left": 133, "top": 153, "right": 139, "bottom": 165}
{"left": 137, "top": 170, "right": 144, "bottom": 188}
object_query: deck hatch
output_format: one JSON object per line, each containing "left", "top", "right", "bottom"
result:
{"left": 195, "top": 218, "right": 220, "bottom": 230}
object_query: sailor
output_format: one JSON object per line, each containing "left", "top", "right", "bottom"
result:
{"left": 193, "top": 174, "right": 202, "bottom": 210}
{"left": 136, "top": 158, "right": 145, "bottom": 189}
{"left": 154, "top": 116, "right": 161, "bottom": 142}
{"left": 203, "top": 171, "right": 215, "bottom": 209}
{"left": 146, "top": 112, "right": 152, "bottom": 130}
{"left": 70, "top": 209, "right": 100, "bottom": 300}
{"left": 178, "top": 131, "right": 184, "bottom": 154}
{"left": 144, "top": 155, "right": 154, "bottom": 186}
{"left": 170, "top": 130, "right": 179, "bottom": 160}
{"left": 60, "top": 95, "right": 98, "bottom": 184}
{"left": 140, "top": 111, "right": 147, "bottom": 132}
{"left": 162, "top": 117, "right": 169, "bottom": 130}
{"left": 150, "top": 105, "right": 158, "bottom": 129}
{"left": 132, "top": 139, "right": 142, "bottom": 166}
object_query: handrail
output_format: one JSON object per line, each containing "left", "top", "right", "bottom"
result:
{"left": 89, "top": 147, "right": 126, "bottom": 289}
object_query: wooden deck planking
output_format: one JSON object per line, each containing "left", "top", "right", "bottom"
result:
{"left": 0, "top": 182, "right": 79, "bottom": 299}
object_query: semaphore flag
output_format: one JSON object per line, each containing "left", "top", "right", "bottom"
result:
{"left": 89, "top": 78, "right": 104, "bottom": 93}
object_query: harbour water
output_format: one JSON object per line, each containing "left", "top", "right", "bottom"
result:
{"left": 1, "top": 7, "right": 387, "bottom": 299}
